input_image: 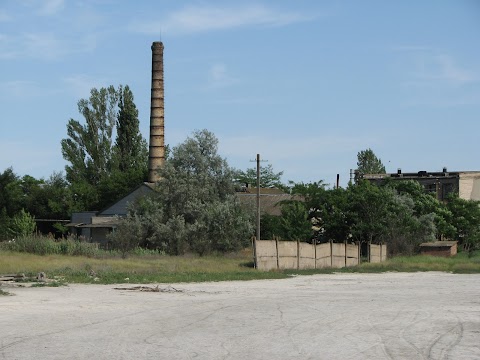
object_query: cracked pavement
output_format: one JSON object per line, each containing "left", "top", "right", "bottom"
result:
{"left": 1, "top": 272, "right": 480, "bottom": 359}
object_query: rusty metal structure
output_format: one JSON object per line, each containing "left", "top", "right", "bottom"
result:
{"left": 147, "top": 41, "right": 165, "bottom": 183}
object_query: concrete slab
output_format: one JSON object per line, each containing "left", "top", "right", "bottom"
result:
{"left": 1, "top": 272, "right": 479, "bottom": 359}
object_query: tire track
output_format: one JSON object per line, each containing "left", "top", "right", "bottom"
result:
{"left": 426, "top": 312, "right": 464, "bottom": 360}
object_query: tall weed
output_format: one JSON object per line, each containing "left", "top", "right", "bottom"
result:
{"left": 0, "top": 235, "right": 99, "bottom": 257}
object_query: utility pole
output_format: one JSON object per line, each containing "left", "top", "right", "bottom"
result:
{"left": 250, "top": 154, "right": 267, "bottom": 241}
{"left": 256, "top": 154, "right": 261, "bottom": 242}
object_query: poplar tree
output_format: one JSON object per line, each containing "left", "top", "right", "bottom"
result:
{"left": 61, "top": 85, "right": 148, "bottom": 210}
{"left": 61, "top": 86, "right": 118, "bottom": 187}
{"left": 115, "top": 85, "right": 148, "bottom": 173}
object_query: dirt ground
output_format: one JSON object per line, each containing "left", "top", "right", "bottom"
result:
{"left": 1, "top": 272, "right": 480, "bottom": 360}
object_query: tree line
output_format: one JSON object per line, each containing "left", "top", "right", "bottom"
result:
{"left": 1, "top": 85, "right": 479, "bottom": 257}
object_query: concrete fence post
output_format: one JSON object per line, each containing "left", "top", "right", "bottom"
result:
{"left": 330, "top": 240, "right": 333, "bottom": 268}
{"left": 357, "top": 241, "right": 361, "bottom": 265}
{"left": 275, "top": 237, "right": 279, "bottom": 270}
{"left": 297, "top": 239, "right": 300, "bottom": 270}
{"left": 252, "top": 236, "right": 257, "bottom": 269}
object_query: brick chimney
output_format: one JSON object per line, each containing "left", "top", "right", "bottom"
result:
{"left": 147, "top": 41, "right": 165, "bottom": 183}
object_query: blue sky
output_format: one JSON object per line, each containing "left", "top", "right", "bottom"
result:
{"left": 1, "top": 1, "right": 479, "bottom": 187}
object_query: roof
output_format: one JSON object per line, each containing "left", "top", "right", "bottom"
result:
{"left": 236, "top": 191, "right": 301, "bottom": 216}
{"left": 99, "top": 182, "right": 156, "bottom": 216}
{"left": 79, "top": 222, "right": 119, "bottom": 228}
{"left": 419, "top": 241, "right": 458, "bottom": 248}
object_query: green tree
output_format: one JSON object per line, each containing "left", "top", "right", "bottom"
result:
{"left": 0, "top": 168, "right": 25, "bottom": 239}
{"left": 347, "top": 180, "right": 393, "bottom": 244}
{"left": 379, "top": 193, "right": 436, "bottom": 255}
{"left": 385, "top": 179, "right": 455, "bottom": 239}
{"left": 235, "top": 164, "right": 286, "bottom": 190}
{"left": 107, "top": 215, "right": 142, "bottom": 258}
{"left": 278, "top": 201, "right": 313, "bottom": 241}
{"left": 356, "top": 148, "right": 386, "bottom": 178}
{"left": 61, "top": 86, "right": 118, "bottom": 186}
{"left": 125, "top": 130, "right": 253, "bottom": 255}
{"left": 8, "top": 209, "right": 36, "bottom": 237}
{"left": 446, "top": 196, "right": 480, "bottom": 253}
{"left": 61, "top": 85, "right": 148, "bottom": 211}
{"left": 115, "top": 85, "right": 148, "bottom": 173}
{"left": 0, "top": 168, "right": 24, "bottom": 217}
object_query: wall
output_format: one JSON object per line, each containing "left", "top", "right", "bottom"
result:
{"left": 255, "top": 240, "right": 386, "bottom": 271}
{"left": 459, "top": 173, "right": 480, "bottom": 201}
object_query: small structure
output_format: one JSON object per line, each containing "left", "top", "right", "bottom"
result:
{"left": 67, "top": 183, "right": 155, "bottom": 246}
{"left": 419, "top": 241, "right": 458, "bottom": 257}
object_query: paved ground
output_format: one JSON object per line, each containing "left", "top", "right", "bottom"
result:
{"left": 1, "top": 272, "right": 480, "bottom": 360}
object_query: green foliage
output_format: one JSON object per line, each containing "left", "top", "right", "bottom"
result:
{"left": 61, "top": 85, "right": 148, "bottom": 211}
{"left": 107, "top": 216, "right": 142, "bottom": 258}
{"left": 0, "top": 235, "right": 99, "bottom": 257}
{"left": 61, "top": 86, "right": 119, "bottom": 187}
{"left": 0, "top": 168, "right": 24, "bottom": 218}
{"left": 234, "top": 164, "right": 287, "bottom": 190}
{"left": 348, "top": 180, "right": 393, "bottom": 244}
{"left": 385, "top": 180, "right": 455, "bottom": 239}
{"left": 285, "top": 179, "right": 437, "bottom": 255}
{"left": 446, "top": 196, "right": 480, "bottom": 252}
{"left": 260, "top": 213, "right": 282, "bottom": 240}
{"left": 278, "top": 201, "right": 313, "bottom": 241}
{"left": 356, "top": 148, "right": 386, "bottom": 178}
{"left": 115, "top": 85, "right": 148, "bottom": 173}
{"left": 122, "top": 130, "right": 254, "bottom": 255}
{"left": 8, "top": 209, "right": 36, "bottom": 237}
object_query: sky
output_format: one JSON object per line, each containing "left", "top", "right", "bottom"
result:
{"left": 1, "top": 0, "right": 479, "bottom": 188}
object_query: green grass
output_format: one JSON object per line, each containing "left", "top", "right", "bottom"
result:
{"left": 1, "top": 250, "right": 479, "bottom": 285}
{"left": 285, "top": 251, "right": 480, "bottom": 275}
{"left": 0, "top": 250, "right": 287, "bottom": 284}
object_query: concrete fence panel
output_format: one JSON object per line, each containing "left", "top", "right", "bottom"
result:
{"left": 254, "top": 240, "right": 386, "bottom": 271}
{"left": 331, "top": 242, "right": 346, "bottom": 268}
{"left": 315, "top": 243, "right": 331, "bottom": 268}
{"left": 346, "top": 243, "right": 359, "bottom": 266}
{"left": 298, "top": 242, "right": 316, "bottom": 269}
{"left": 277, "top": 241, "right": 298, "bottom": 270}
{"left": 381, "top": 244, "right": 388, "bottom": 262}
{"left": 255, "top": 240, "right": 277, "bottom": 271}
{"left": 370, "top": 244, "right": 382, "bottom": 263}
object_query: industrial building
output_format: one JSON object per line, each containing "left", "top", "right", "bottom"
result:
{"left": 362, "top": 168, "right": 480, "bottom": 202}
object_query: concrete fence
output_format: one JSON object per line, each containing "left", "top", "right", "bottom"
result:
{"left": 255, "top": 239, "right": 387, "bottom": 271}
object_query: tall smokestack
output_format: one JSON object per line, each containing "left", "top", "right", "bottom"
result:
{"left": 148, "top": 41, "right": 165, "bottom": 183}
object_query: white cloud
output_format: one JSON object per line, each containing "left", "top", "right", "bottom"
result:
{"left": 0, "top": 31, "right": 97, "bottom": 61}
{"left": 205, "top": 63, "right": 239, "bottom": 89}
{"left": 434, "top": 54, "right": 477, "bottom": 85}
{"left": 396, "top": 47, "right": 478, "bottom": 87}
{"left": 38, "top": 0, "right": 65, "bottom": 16}
{"left": 131, "top": 4, "right": 315, "bottom": 35}
{"left": 23, "top": 32, "right": 64, "bottom": 60}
